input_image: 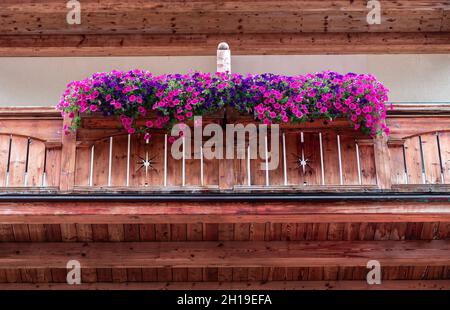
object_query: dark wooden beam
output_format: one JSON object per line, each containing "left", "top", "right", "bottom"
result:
{"left": 1, "top": 240, "right": 449, "bottom": 268}
{"left": 0, "top": 0, "right": 447, "bottom": 35}
{"left": 1, "top": 280, "right": 450, "bottom": 290}
{"left": 0, "top": 200, "right": 449, "bottom": 223}
{"left": 0, "top": 32, "right": 449, "bottom": 56}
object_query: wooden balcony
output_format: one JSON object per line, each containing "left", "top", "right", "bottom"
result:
{"left": 0, "top": 104, "right": 449, "bottom": 289}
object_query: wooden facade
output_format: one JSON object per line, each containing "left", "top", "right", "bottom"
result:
{"left": 0, "top": 104, "right": 449, "bottom": 290}
{"left": 0, "top": 0, "right": 449, "bottom": 290}
{"left": 0, "top": 0, "right": 449, "bottom": 55}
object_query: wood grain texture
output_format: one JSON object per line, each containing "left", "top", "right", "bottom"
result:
{"left": 1, "top": 200, "right": 450, "bottom": 224}
{"left": 2, "top": 241, "right": 449, "bottom": 268}
{"left": 1, "top": 280, "right": 450, "bottom": 290}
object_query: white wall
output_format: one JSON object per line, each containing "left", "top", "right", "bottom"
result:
{"left": 0, "top": 55, "right": 449, "bottom": 106}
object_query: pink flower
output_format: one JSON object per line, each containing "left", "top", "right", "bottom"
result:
{"left": 145, "top": 120, "right": 154, "bottom": 128}
{"left": 138, "top": 106, "right": 146, "bottom": 116}
{"left": 144, "top": 133, "right": 151, "bottom": 140}
{"left": 90, "top": 105, "right": 98, "bottom": 112}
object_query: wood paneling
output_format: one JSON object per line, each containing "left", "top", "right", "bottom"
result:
{"left": 0, "top": 32, "right": 449, "bottom": 57}
{"left": 1, "top": 200, "right": 450, "bottom": 224}
{"left": 0, "top": 1, "right": 447, "bottom": 35}
{"left": 1, "top": 280, "right": 450, "bottom": 290}
{"left": 2, "top": 240, "right": 450, "bottom": 268}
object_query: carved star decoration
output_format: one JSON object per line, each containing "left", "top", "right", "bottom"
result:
{"left": 136, "top": 152, "right": 158, "bottom": 178}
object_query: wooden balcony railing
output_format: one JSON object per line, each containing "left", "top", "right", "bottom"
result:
{"left": 0, "top": 105, "right": 449, "bottom": 193}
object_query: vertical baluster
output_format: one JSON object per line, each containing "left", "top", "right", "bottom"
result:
{"left": 264, "top": 134, "right": 269, "bottom": 186}
{"left": 164, "top": 134, "right": 168, "bottom": 187}
{"left": 356, "top": 142, "right": 362, "bottom": 185}
{"left": 23, "top": 137, "right": 31, "bottom": 186}
{"left": 436, "top": 132, "right": 445, "bottom": 184}
{"left": 247, "top": 144, "right": 251, "bottom": 186}
{"left": 182, "top": 136, "right": 186, "bottom": 187}
{"left": 200, "top": 145, "right": 204, "bottom": 186}
{"left": 108, "top": 136, "right": 113, "bottom": 187}
{"left": 145, "top": 137, "right": 150, "bottom": 186}
{"left": 418, "top": 135, "right": 426, "bottom": 183}
{"left": 89, "top": 144, "right": 94, "bottom": 187}
{"left": 282, "top": 132, "right": 287, "bottom": 186}
{"left": 41, "top": 147, "right": 47, "bottom": 187}
{"left": 402, "top": 144, "right": 409, "bottom": 184}
{"left": 126, "top": 134, "right": 131, "bottom": 187}
{"left": 319, "top": 132, "right": 325, "bottom": 185}
{"left": 337, "top": 134, "right": 343, "bottom": 185}
{"left": 300, "top": 132, "right": 305, "bottom": 176}
{"left": 5, "top": 135, "right": 12, "bottom": 187}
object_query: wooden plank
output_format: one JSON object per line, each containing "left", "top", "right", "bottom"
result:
{"left": 389, "top": 144, "right": 407, "bottom": 184}
{"left": 131, "top": 134, "right": 164, "bottom": 187}
{"left": 74, "top": 147, "right": 91, "bottom": 187}
{"left": 8, "top": 136, "right": 28, "bottom": 187}
{"left": 0, "top": 1, "right": 445, "bottom": 34}
{"left": 59, "top": 116, "right": 77, "bottom": 191}
{"left": 0, "top": 240, "right": 426, "bottom": 268}
{"left": 405, "top": 136, "right": 424, "bottom": 184}
{"left": 388, "top": 117, "right": 450, "bottom": 140}
{"left": 60, "top": 224, "right": 77, "bottom": 242}
{"left": 0, "top": 118, "right": 62, "bottom": 143}
{"left": 439, "top": 132, "right": 450, "bottom": 183}
{"left": 171, "top": 224, "right": 188, "bottom": 282}
{"left": 358, "top": 144, "right": 377, "bottom": 185}
{"left": 0, "top": 224, "right": 21, "bottom": 283}
{"left": 421, "top": 133, "right": 442, "bottom": 184}
{"left": 322, "top": 132, "right": 340, "bottom": 185}
{"left": 75, "top": 224, "right": 97, "bottom": 283}
{"left": 0, "top": 135, "right": 10, "bottom": 187}
{"left": 285, "top": 132, "right": 322, "bottom": 186}
{"left": 202, "top": 223, "right": 218, "bottom": 281}
{"left": 2, "top": 32, "right": 449, "bottom": 56}
{"left": 4, "top": 241, "right": 449, "bottom": 269}
{"left": 165, "top": 135, "right": 182, "bottom": 187}
{"left": 2, "top": 280, "right": 450, "bottom": 290}
{"left": 373, "top": 136, "right": 392, "bottom": 189}
{"left": 27, "top": 139, "right": 46, "bottom": 186}
{"left": 110, "top": 135, "right": 128, "bottom": 187}
{"left": 340, "top": 135, "right": 359, "bottom": 185}
{"left": 45, "top": 148, "right": 61, "bottom": 187}
{"left": 1, "top": 200, "right": 450, "bottom": 224}
{"left": 107, "top": 224, "right": 128, "bottom": 283}
{"left": 124, "top": 224, "right": 143, "bottom": 283}
{"left": 186, "top": 223, "right": 203, "bottom": 282}
{"left": 92, "top": 138, "right": 109, "bottom": 187}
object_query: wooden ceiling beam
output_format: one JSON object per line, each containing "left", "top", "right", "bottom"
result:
{"left": 0, "top": 32, "right": 449, "bottom": 56}
{"left": 1, "top": 240, "right": 449, "bottom": 268}
{"left": 2, "top": 280, "right": 450, "bottom": 290}
{"left": 0, "top": 1, "right": 447, "bottom": 35}
{"left": 0, "top": 200, "right": 449, "bottom": 224}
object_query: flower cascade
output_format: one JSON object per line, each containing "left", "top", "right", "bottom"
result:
{"left": 58, "top": 70, "right": 390, "bottom": 137}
